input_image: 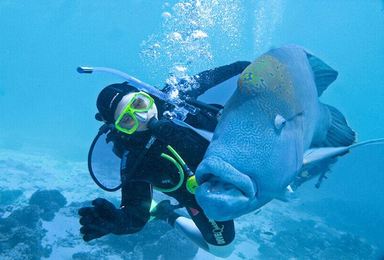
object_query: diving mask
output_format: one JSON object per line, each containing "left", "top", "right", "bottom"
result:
{"left": 114, "top": 91, "right": 158, "bottom": 135}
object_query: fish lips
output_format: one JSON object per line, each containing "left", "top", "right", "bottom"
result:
{"left": 195, "top": 156, "right": 258, "bottom": 221}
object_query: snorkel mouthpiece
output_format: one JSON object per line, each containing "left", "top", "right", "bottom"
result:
{"left": 77, "top": 67, "right": 94, "bottom": 74}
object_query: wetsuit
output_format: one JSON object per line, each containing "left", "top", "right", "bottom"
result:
{"left": 80, "top": 61, "right": 250, "bottom": 253}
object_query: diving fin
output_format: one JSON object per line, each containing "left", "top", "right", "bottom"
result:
{"left": 303, "top": 138, "right": 384, "bottom": 166}
{"left": 149, "top": 199, "right": 158, "bottom": 222}
{"left": 291, "top": 138, "right": 384, "bottom": 191}
{"left": 297, "top": 138, "right": 384, "bottom": 190}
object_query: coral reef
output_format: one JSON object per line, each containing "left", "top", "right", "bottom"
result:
{"left": 0, "top": 189, "right": 67, "bottom": 259}
{"left": 0, "top": 205, "right": 50, "bottom": 259}
{"left": 0, "top": 189, "right": 198, "bottom": 259}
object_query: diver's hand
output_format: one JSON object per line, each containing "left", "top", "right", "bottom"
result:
{"left": 150, "top": 200, "right": 181, "bottom": 226}
{"left": 78, "top": 198, "right": 129, "bottom": 241}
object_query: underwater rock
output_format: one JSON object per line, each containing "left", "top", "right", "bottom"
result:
{"left": 29, "top": 189, "right": 67, "bottom": 221}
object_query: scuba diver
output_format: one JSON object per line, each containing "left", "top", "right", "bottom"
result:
{"left": 78, "top": 61, "right": 250, "bottom": 257}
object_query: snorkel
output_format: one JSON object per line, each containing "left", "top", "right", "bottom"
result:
{"left": 77, "top": 66, "right": 198, "bottom": 121}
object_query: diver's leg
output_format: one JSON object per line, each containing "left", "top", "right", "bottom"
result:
{"left": 172, "top": 207, "right": 235, "bottom": 258}
{"left": 152, "top": 200, "right": 235, "bottom": 257}
{"left": 173, "top": 216, "right": 209, "bottom": 251}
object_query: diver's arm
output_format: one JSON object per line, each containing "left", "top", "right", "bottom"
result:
{"left": 186, "top": 61, "right": 251, "bottom": 98}
{"left": 119, "top": 181, "right": 153, "bottom": 232}
{"left": 78, "top": 183, "right": 152, "bottom": 242}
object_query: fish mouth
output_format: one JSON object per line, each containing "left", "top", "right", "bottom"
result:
{"left": 195, "top": 156, "right": 258, "bottom": 221}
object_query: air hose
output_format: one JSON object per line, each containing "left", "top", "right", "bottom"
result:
{"left": 156, "top": 145, "right": 198, "bottom": 194}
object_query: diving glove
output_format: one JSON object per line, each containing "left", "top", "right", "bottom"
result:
{"left": 150, "top": 200, "right": 181, "bottom": 226}
{"left": 78, "top": 198, "right": 130, "bottom": 242}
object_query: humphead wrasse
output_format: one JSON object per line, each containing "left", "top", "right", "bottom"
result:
{"left": 194, "top": 45, "right": 383, "bottom": 221}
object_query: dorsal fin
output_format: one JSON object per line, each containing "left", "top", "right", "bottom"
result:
{"left": 306, "top": 52, "right": 338, "bottom": 96}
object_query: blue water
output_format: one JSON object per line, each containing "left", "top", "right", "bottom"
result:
{"left": 0, "top": 1, "right": 383, "bottom": 259}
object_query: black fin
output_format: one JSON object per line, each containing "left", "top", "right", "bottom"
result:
{"left": 306, "top": 52, "right": 338, "bottom": 96}
{"left": 323, "top": 104, "right": 356, "bottom": 147}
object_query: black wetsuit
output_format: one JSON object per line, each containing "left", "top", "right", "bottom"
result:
{"left": 103, "top": 61, "right": 250, "bottom": 246}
